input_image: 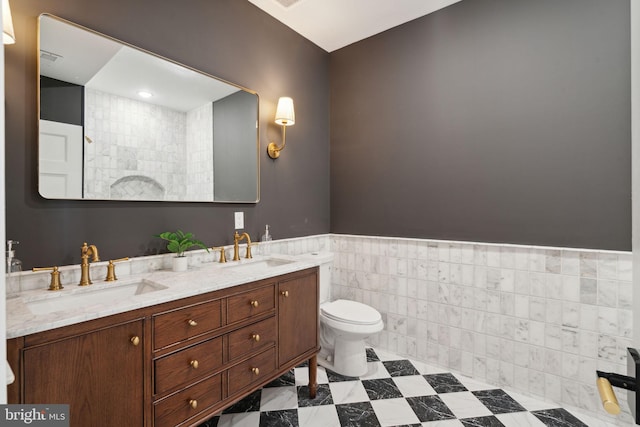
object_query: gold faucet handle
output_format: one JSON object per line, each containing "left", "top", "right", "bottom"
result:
{"left": 211, "top": 247, "right": 227, "bottom": 263}
{"left": 32, "top": 266, "right": 63, "bottom": 291}
{"left": 105, "top": 257, "right": 129, "bottom": 282}
{"left": 246, "top": 241, "right": 258, "bottom": 259}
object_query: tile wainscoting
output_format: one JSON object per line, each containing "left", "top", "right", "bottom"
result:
{"left": 329, "top": 234, "right": 634, "bottom": 425}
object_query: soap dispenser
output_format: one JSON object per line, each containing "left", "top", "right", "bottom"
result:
{"left": 6, "top": 240, "right": 22, "bottom": 273}
{"left": 261, "top": 225, "right": 272, "bottom": 242}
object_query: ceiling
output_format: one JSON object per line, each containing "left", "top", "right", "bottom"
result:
{"left": 247, "top": 0, "right": 463, "bottom": 52}
{"left": 40, "top": 15, "right": 239, "bottom": 113}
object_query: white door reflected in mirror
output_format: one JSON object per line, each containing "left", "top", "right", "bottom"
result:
{"left": 38, "top": 119, "right": 82, "bottom": 199}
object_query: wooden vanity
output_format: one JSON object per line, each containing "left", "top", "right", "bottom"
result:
{"left": 7, "top": 267, "right": 319, "bottom": 427}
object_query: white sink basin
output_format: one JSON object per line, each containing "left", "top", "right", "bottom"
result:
{"left": 223, "top": 257, "right": 295, "bottom": 273}
{"left": 25, "top": 280, "right": 168, "bottom": 315}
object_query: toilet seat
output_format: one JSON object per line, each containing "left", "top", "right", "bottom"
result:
{"left": 321, "top": 299, "right": 381, "bottom": 325}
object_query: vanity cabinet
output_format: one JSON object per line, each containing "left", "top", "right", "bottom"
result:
{"left": 278, "top": 272, "right": 319, "bottom": 367}
{"left": 9, "top": 318, "right": 145, "bottom": 427}
{"left": 7, "top": 267, "right": 319, "bottom": 427}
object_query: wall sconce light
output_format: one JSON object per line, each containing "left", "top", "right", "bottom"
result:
{"left": 267, "top": 97, "right": 295, "bottom": 159}
{"left": 3, "top": 0, "right": 15, "bottom": 45}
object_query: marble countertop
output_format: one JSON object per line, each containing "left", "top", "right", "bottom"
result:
{"left": 6, "top": 252, "right": 332, "bottom": 339}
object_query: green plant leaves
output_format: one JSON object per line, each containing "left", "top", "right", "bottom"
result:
{"left": 154, "top": 229, "right": 209, "bottom": 256}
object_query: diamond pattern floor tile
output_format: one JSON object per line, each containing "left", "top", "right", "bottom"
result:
{"left": 199, "top": 348, "right": 616, "bottom": 427}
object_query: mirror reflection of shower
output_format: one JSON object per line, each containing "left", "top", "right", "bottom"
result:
{"left": 38, "top": 14, "right": 259, "bottom": 203}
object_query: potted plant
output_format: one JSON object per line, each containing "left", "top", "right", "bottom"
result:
{"left": 154, "top": 230, "right": 209, "bottom": 272}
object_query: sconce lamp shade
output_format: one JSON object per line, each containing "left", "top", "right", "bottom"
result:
{"left": 275, "top": 97, "right": 295, "bottom": 126}
{"left": 267, "top": 96, "right": 295, "bottom": 159}
{"left": 3, "top": 0, "right": 15, "bottom": 45}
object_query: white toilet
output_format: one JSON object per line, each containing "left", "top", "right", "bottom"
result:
{"left": 303, "top": 252, "right": 384, "bottom": 377}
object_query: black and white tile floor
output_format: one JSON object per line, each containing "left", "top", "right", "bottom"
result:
{"left": 199, "top": 348, "right": 616, "bottom": 427}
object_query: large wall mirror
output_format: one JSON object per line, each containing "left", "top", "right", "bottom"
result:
{"left": 38, "top": 14, "right": 260, "bottom": 203}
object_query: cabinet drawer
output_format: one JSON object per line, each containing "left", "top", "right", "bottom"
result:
{"left": 227, "top": 285, "right": 275, "bottom": 324}
{"left": 155, "top": 337, "right": 223, "bottom": 395}
{"left": 228, "top": 316, "right": 276, "bottom": 361}
{"left": 228, "top": 347, "right": 276, "bottom": 396}
{"left": 154, "top": 373, "right": 222, "bottom": 427}
{"left": 154, "top": 299, "right": 222, "bottom": 350}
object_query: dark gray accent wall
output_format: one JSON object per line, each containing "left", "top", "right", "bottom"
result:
{"left": 40, "top": 76, "right": 83, "bottom": 125}
{"left": 6, "top": 0, "right": 330, "bottom": 268}
{"left": 213, "top": 91, "right": 258, "bottom": 202}
{"left": 330, "top": 0, "right": 631, "bottom": 250}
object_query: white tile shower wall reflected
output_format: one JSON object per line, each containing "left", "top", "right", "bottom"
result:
{"left": 185, "top": 102, "right": 214, "bottom": 201}
{"left": 329, "top": 234, "right": 634, "bottom": 425}
{"left": 84, "top": 88, "right": 215, "bottom": 201}
{"left": 84, "top": 88, "right": 185, "bottom": 199}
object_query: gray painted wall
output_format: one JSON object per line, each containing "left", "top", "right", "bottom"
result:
{"left": 40, "top": 76, "right": 83, "bottom": 126}
{"left": 213, "top": 91, "right": 258, "bottom": 202}
{"left": 6, "top": 0, "right": 330, "bottom": 268}
{"left": 6, "top": 0, "right": 632, "bottom": 269}
{"left": 330, "top": 0, "right": 631, "bottom": 250}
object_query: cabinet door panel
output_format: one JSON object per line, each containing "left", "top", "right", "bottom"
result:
{"left": 278, "top": 271, "right": 318, "bottom": 366}
{"left": 23, "top": 320, "right": 144, "bottom": 427}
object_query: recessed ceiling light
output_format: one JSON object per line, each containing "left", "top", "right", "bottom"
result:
{"left": 138, "top": 91, "right": 153, "bottom": 98}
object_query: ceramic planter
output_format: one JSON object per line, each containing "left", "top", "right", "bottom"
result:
{"left": 172, "top": 256, "right": 188, "bottom": 272}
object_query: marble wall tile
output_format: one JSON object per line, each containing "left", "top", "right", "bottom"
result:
{"left": 330, "top": 234, "right": 632, "bottom": 423}
{"left": 580, "top": 252, "right": 598, "bottom": 278}
{"left": 619, "top": 283, "right": 632, "bottom": 309}
{"left": 528, "top": 321, "right": 545, "bottom": 346}
{"left": 545, "top": 250, "right": 561, "bottom": 274}
{"left": 561, "top": 250, "right": 580, "bottom": 276}
{"left": 598, "top": 279, "right": 619, "bottom": 308}
{"left": 529, "top": 297, "right": 546, "bottom": 322}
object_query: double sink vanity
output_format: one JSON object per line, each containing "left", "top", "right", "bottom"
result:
{"left": 6, "top": 253, "right": 324, "bottom": 427}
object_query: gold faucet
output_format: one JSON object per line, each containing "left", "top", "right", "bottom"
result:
{"left": 233, "top": 231, "right": 254, "bottom": 261}
{"left": 79, "top": 242, "right": 100, "bottom": 286}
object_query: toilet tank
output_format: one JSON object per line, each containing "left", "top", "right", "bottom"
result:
{"left": 297, "top": 252, "right": 333, "bottom": 304}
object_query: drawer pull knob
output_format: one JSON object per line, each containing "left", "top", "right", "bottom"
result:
{"left": 188, "top": 319, "right": 198, "bottom": 327}
{"left": 281, "top": 290, "right": 289, "bottom": 297}
{"left": 251, "top": 367, "right": 260, "bottom": 375}
{"left": 250, "top": 300, "right": 259, "bottom": 308}
{"left": 190, "top": 360, "right": 199, "bottom": 369}
{"left": 130, "top": 336, "right": 140, "bottom": 346}
{"left": 251, "top": 334, "right": 260, "bottom": 342}
{"left": 189, "top": 399, "right": 198, "bottom": 409}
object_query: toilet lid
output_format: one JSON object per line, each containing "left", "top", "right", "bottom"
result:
{"left": 321, "top": 300, "right": 382, "bottom": 325}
